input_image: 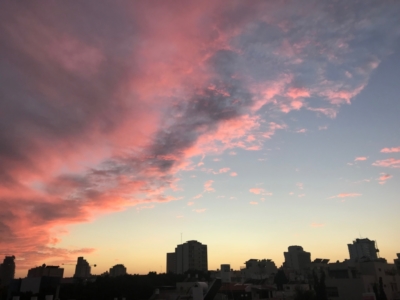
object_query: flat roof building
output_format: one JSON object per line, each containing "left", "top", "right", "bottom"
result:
{"left": 166, "top": 240, "right": 207, "bottom": 274}
{"left": 283, "top": 246, "right": 311, "bottom": 271}
{"left": 74, "top": 257, "right": 91, "bottom": 279}
{"left": 27, "top": 265, "right": 64, "bottom": 278}
{"left": 348, "top": 238, "right": 379, "bottom": 262}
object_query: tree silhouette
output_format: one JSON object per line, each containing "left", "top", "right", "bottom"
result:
{"left": 274, "top": 269, "right": 288, "bottom": 291}
{"left": 312, "top": 270, "right": 327, "bottom": 300}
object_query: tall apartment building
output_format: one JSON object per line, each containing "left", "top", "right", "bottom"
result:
{"left": 283, "top": 246, "right": 311, "bottom": 271}
{"left": 348, "top": 238, "right": 379, "bottom": 262}
{"left": 74, "top": 257, "right": 91, "bottom": 278}
{"left": 27, "top": 265, "right": 64, "bottom": 278}
{"left": 0, "top": 256, "right": 15, "bottom": 287}
{"left": 166, "top": 240, "right": 208, "bottom": 274}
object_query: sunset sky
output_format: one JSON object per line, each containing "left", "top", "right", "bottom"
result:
{"left": 1, "top": 1, "right": 400, "bottom": 278}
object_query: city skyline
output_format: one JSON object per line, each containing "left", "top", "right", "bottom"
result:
{"left": 3, "top": 237, "right": 398, "bottom": 278}
{"left": 1, "top": 1, "right": 400, "bottom": 279}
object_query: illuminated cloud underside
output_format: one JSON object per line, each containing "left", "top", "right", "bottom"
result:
{"left": 0, "top": 0, "right": 400, "bottom": 271}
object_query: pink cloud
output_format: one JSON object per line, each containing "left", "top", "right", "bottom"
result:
{"left": 279, "top": 99, "right": 304, "bottom": 113}
{"left": 263, "top": 122, "right": 287, "bottom": 139}
{"left": 187, "top": 201, "right": 195, "bottom": 206}
{"left": 329, "top": 193, "right": 362, "bottom": 199}
{"left": 311, "top": 223, "right": 325, "bottom": 228}
{"left": 298, "top": 194, "right": 306, "bottom": 198}
{"left": 213, "top": 167, "right": 230, "bottom": 174}
{"left": 230, "top": 172, "right": 238, "bottom": 177}
{"left": 372, "top": 158, "right": 400, "bottom": 168}
{"left": 249, "top": 188, "right": 263, "bottom": 194}
{"left": 249, "top": 188, "right": 272, "bottom": 196}
{"left": 1, "top": 0, "right": 398, "bottom": 275}
{"left": 379, "top": 173, "right": 392, "bottom": 181}
{"left": 296, "top": 128, "right": 307, "bottom": 133}
{"left": 296, "top": 183, "right": 304, "bottom": 190}
{"left": 204, "top": 180, "right": 215, "bottom": 192}
{"left": 378, "top": 173, "right": 392, "bottom": 184}
{"left": 381, "top": 147, "right": 400, "bottom": 153}
{"left": 308, "top": 107, "right": 337, "bottom": 119}
{"left": 193, "top": 208, "right": 207, "bottom": 213}
{"left": 249, "top": 201, "right": 258, "bottom": 205}
{"left": 286, "top": 87, "right": 310, "bottom": 99}
{"left": 355, "top": 156, "right": 368, "bottom": 161}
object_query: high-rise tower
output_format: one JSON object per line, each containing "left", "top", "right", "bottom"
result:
{"left": 166, "top": 240, "right": 207, "bottom": 274}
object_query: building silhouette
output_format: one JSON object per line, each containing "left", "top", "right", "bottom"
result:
{"left": 27, "top": 264, "right": 64, "bottom": 278}
{"left": 166, "top": 240, "right": 207, "bottom": 274}
{"left": 109, "top": 264, "right": 127, "bottom": 277}
{"left": 0, "top": 256, "right": 15, "bottom": 287}
{"left": 166, "top": 252, "right": 177, "bottom": 273}
{"left": 348, "top": 238, "right": 379, "bottom": 262}
{"left": 74, "top": 257, "right": 91, "bottom": 278}
{"left": 241, "top": 258, "right": 277, "bottom": 280}
{"left": 283, "top": 246, "right": 311, "bottom": 271}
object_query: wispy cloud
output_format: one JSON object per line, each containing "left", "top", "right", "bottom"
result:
{"left": 187, "top": 202, "right": 195, "bottom": 206}
{"left": 378, "top": 173, "right": 392, "bottom": 184}
{"left": 193, "top": 208, "right": 207, "bottom": 213}
{"left": 311, "top": 223, "right": 325, "bottom": 228}
{"left": 372, "top": 158, "right": 400, "bottom": 168}
{"left": 296, "top": 183, "right": 304, "bottom": 190}
{"left": 204, "top": 180, "right": 215, "bottom": 192}
{"left": 329, "top": 193, "right": 362, "bottom": 199}
{"left": 213, "top": 167, "right": 230, "bottom": 174}
{"left": 230, "top": 172, "right": 238, "bottom": 177}
{"left": 249, "top": 188, "right": 272, "bottom": 196}
{"left": 355, "top": 156, "right": 368, "bottom": 161}
{"left": 1, "top": 0, "right": 399, "bottom": 272}
{"left": 136, "top": 205, "right": 155, "bottom": 211}
{"left": 249, "top": 201, "right": 258, "bottom": 205}
{"left": 380, "top": 146, "right": 400, "bottom": 153}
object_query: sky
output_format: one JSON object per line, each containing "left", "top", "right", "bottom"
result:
{"left": 1, "top": 0, "right": 400, "bottom": 278}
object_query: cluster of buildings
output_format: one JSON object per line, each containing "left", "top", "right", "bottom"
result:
{"left": 0, "top": 256, "right": 127, "bottom": 300}
{"left": 1, "top": 238, "right": 400, "bottom": 300}
{"left": 165, "top": 239, "right": 400, "bottom": 300}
